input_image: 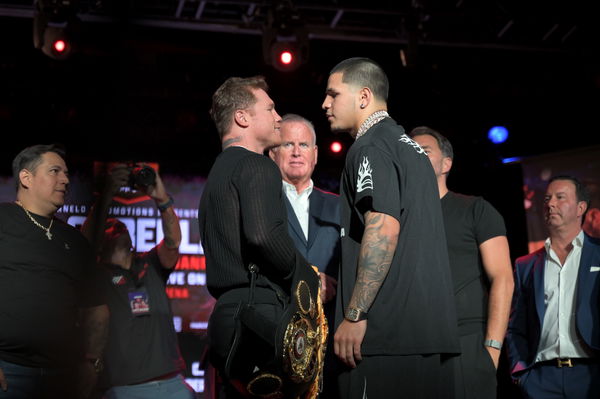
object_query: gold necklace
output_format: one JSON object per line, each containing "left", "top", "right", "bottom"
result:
{"left": 16, "top": 201, "right": 54, "bottom": 240}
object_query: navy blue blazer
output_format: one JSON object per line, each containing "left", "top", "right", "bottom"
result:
{"left": 506, "top": 233, "right": 600, "bottom": 376}
{"left": 284, "top": 187, "right": 341, "bottom": 278}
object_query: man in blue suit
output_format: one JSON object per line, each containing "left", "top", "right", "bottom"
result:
{"left": 270, "top": 113, "right": 341, "bottom": 398}
{"left": 506, "top": 175, "right": 600, "bottom": 399}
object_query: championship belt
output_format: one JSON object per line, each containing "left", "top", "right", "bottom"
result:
{"left": 238, "top": 263, "right": 327, "bottom": 399}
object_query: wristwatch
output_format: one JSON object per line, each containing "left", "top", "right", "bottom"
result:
{"left": 86, "top": 357, "right": 104, "bottom": 374}
{"left": 345, "top": 307, "right": 368, "bottom": 322}
{"left": 483, "top": 339, "right": 503, "bottom": 350}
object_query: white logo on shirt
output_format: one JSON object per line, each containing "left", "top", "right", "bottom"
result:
{"left": 399, "top": 134, "right": 426, "bottom": 154}
{"left": 357, "top": 156, "right": 373, "bottom": 193}
{"left": 340, "top": 227, "right": 345, "bottom": 238}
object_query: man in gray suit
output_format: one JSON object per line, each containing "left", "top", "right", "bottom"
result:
{"left": 270, "top": 113, "right": 341, "bottom": 398}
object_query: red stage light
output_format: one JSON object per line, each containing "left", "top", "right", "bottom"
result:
{"left": 53, "top": 39, "right": 67, "bottom": 53}
{"left": 330, "top": 141, "right": 343, "bottom": 153}
{"left": 280, "top": 51, "right": 293, "bottom": 65}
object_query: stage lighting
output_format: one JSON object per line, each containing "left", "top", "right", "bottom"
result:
{"left": 33, "top": 0, "right": 80, "bottom": 60}
{"left": 330, "top": 141, "right": 343, "bottom": 153}
{"left": 53, "top": 39, "right": 66, "bottom": 52}
{"left": 488, "top": 126, "right": 509, "bottom": 144}
{"left": 262, "top": 1, "right": 309, "bottom": 72}
{"left": 280, "top": 50, "right": 293, "bottom": 65}
{"left": 266, "top": 39, "right": 306, "bottom": 71}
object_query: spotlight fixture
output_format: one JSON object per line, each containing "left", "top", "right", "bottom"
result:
{"left": 262, "top": 1, "right": 309, "bottom": 72}
{"left": 33, "top": 0, "right": 80, "bottom": 60}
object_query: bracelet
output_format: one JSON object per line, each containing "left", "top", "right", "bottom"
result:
{"left": 157, "top": 194, "right": 174, "bottom": 212}
{"left": 484, "top": 339, "right": 503, "bottom": 350}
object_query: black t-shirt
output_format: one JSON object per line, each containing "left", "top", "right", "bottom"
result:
{"left": 337, "top": 118, "right": 459, "bottom": 355}
{"left": 0, "top": 202, "right": 101, "bottom": 367}
{"left": 99, "top": 248, "right": 185, "bottom": 387}
{"left": 199, "top": 146, "right": 307, "bottom": 298}
{"left": 441, "top": 191, "right": 507, "bottom": 334}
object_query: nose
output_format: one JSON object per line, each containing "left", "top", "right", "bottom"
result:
{"left": 322, "top": 96, "right": 330, "bottom": 110}
{"left": 61, "top": 172, "right": 70, "bottom": 184}
{"left": 292, "top": 144, "right": 301, "bottom": 156}
{"left": 273, "top": 109, "right": 282, "bottom": 123}
{"left": 544, "top": 196, "right": 557, "bottom": 213}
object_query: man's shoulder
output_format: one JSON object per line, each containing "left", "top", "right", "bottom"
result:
{"left": 54, "top": 217, "right": 83, "bottom": 232}
{"left": 312, "top": 187, "right": 339, "bottom": 199}
{"left": 0, "top": 202, "right": 17, "bottom": 214}
{"left": 584, "top": 233, "right": 600, "bottom": 249}
{"left": 219, "top": 147, "right": 274, "bottom": 167}
{"left": 445, "top": 191, "right": 477, "bottom": 206}
{"left": 515, "top": 247, "right": 545, "bottom": 268}
{"left": 54, "top": 218, "right": 92, "bottom": 248}
{"left": 237, "top": 150, "right": 278, "bottom": 170}
{"left": 445, "top": 192, "right": 502, "bottom": 218}
{"left": 368, "top": 119, "right": 405, "bottom": 145}
{"left": 221, "top": 149, "right": 279, "bottom": 182}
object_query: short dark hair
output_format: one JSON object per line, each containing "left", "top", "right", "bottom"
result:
{"left": 209, "top": 76, "right": 269, "bottom": 139}
{"left": 548, "top": 175, "right": 591, "bottom": 223}
{"left": 548, "top": 175, "right": 591, "bottom": 205}
{"left": 409, "top": 126, "right": 454, "bottom": 159}
{"left": 12, "top": 144, "right": 66, "bottom": 191}
{"left": 330, "top": 57, "right": 389, "bottom": 102}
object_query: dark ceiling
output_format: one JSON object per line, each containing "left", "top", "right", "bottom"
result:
{"left": 1, "top": 1, "right": 599, "bottom": 201}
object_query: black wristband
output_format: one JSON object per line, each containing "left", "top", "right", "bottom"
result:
{"left": 157, "top": 194, "right": 174, "bottom": 212}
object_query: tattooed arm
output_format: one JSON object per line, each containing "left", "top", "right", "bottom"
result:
{"left": 334, "top": 211, "right": 400, "bottom": 368}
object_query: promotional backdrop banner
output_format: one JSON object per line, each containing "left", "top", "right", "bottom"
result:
{"left": 0, "top": 168, "right": 212, "bottom": 396}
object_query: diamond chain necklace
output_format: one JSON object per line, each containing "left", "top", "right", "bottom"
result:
{"left": 355, "top": 110, "right": 390, "bottom": 140}
{"left": 16, "top": 201, "right": 54, "bottom": 240}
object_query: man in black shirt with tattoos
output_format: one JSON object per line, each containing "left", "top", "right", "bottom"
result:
{"left": 199, "top": 77, "right": 318, "bottom": 398}
{"left": 322, "top": 58, "right": 460, "bottom": 398}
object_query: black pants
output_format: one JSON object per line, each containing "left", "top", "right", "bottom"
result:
{"left": 337, "top": 353, "right": 455, "bottom": 399}
{"left": 207, "top": 288, "right": 284, "bottom": 398}
{"left": 443, "top": 332, "right": 498, "bottom": 399}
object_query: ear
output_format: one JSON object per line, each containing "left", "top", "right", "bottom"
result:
{"left": 577, "top": 200, "right": 588, "bottom": 219}
{"left": 234, "top": 109, "right": 250, "bottom": 128}
{"left": 358, "top": 87, "right": 373, "bottom": 109}
{"left": 441, "top": 157, "right": 453, "bottom": 175}
{"left": 19, "top": 169, "right": 32, "bottom": 190}
{"left": 314, "top": 145, "right": 318, "bottom": 165}
{"left": 268, "top": 147, "right": 276, "bottom": 161}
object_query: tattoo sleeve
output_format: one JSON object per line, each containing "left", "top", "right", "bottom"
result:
{"left": 349, "top": 211, "right": 400, "bottom": 312}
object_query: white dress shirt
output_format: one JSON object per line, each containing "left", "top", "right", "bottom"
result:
{"left": 282, "top": 180, "right": 313, "bottom": 241}
{"left": 536, "top": 230, "right": 594, "bottom": 361}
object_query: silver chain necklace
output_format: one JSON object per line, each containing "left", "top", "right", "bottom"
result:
{"left": 355, "top": 110, "right": 390, "bottom": 140}
{"left": 16, "top": 201, "right": 54, "bottom": 240}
